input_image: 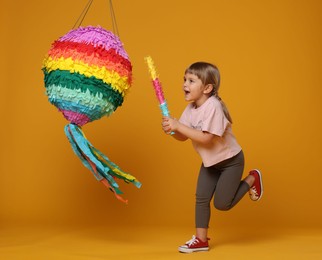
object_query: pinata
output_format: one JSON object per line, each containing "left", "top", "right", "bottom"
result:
{"left": 42, "top": 25, "right": 141, "bottom": 203}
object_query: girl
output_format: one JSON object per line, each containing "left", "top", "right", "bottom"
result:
{"left": 161, "top": 62, "right": 263, "bottom": 253}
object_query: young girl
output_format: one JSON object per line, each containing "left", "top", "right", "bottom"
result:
{"left": 161, "top": 62, "right": 263, "bottom": 253}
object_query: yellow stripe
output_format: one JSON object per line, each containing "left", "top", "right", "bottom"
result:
{"left": 144, "top": 56, "right": 158, "bottom": 80}
{"left": 43, "top": 56, "right": 131, "bottom": 96}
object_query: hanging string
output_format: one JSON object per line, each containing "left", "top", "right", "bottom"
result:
{"left": 109, "top": 0, "right": 120, "bottom": 37}
{"left": 72, "top": 0, "right": 120, "bottom": 37}
{"left": 72, "top": 0, "right": 94, "bottom": 29}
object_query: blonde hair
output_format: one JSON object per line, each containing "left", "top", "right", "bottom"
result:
{"left": 185, "top": 62, "right": 233, "bottom": 123}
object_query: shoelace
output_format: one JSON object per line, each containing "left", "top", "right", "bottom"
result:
{"left": 186, "top": 236, "right": 199, "bottom": 246}
{"left": 251, "top": 186, "right": 258, "bottom": 195}
{"left": 250, "top": 186, "right": 259, "bottom": 199}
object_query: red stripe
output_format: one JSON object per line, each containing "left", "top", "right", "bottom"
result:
{"left": 48, "top": 40, "right": 132, "bottom": 73}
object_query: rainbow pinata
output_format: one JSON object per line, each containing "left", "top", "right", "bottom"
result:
{"left": 42, "top": 26, "right": 141, "bottom": 203}
{"left": 43, "top": 25, "right": 132, "bottom": 125}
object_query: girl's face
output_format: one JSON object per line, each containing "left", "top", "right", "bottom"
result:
{"left": 183, "top": 73, "right": 209, "bottom": 107}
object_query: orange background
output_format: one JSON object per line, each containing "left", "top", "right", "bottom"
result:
{"left": 1, "top": 0, "right": 322, "bottom": 233}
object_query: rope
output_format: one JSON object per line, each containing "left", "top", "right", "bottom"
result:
{"left": 72, "top": 0, "right": 94, "bottom": 29}
{"left": 72, "top": 0, "right": 120, "bottom": 37}
{"left": 109, "top": 0, "right": 120, "bottom": 37}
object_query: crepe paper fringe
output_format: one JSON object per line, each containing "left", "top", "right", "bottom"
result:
{"left": 46, "top": 83, "right": 117, "bottom": 125}
{"left": 61, "top": 110, "right": 91, "bottom": 126}
{"left": 144, "top": 56, "right": 169, "bottom": 114}
{"left": 65, "top": 123, "right": 141, "bottom": 204}
{"left": 43, "top": 56, "right": 131, "bottom": 96}
{"left": 145, "top": 56, "right": 158, "bottom": 80}
{"left": 46, "top": 84, "right": 115, "bottom": 113}
{"left": 42, "top": 26, "right": 140, "bottom": 202}
{"left": 160, "top": 101, "right": 171, "bottom": 117}
{"left": 58, "top": 26, "right": 129, "bottom": 59}
{"left": 152, "top": 78, "right": 165, "bottom": 104}
{"left": 145, "top": 56, "right": 174, "bottom": 135}
{"left": 54, "top": 99, "right": 114, "bottom": 126}
{"left": 145, "top": 56, "right": 165, "bottom": 104}
{"left": 48, "top": 41, "right": 132, "bottom": 78}
{"left": 42, "top": 26, "right": 132, "bottom": 125}
{"left": 44, "top": 70, "right": 124, "bottom": 107}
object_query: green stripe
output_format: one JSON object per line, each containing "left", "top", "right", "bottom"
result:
{"left": 46, "top": 84, "right": 115, "bottom": 114}
{"left": 43, "top": 69, "right": 124, "bottom": 108}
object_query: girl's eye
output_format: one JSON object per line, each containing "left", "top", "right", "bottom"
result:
{"left": 183, "top": 78, "right": 194, "bottom": 83}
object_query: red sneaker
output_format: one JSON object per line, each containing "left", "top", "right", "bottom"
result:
{"left": 178, "top": 235, "right": 209, "bottom": 253}
{"left": 249, "top": 169, "right": 263, "bottom": 201}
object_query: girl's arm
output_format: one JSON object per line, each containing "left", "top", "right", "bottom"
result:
{"left": 162, "top": 117, "right": 214, "bottom": 145}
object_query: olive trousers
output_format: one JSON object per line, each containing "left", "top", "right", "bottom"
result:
{"left": 195, "top": 151, "right": 250, "bottom": 228}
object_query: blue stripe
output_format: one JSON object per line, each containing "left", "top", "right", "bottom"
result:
{"left": 50, "top": 98, "right": 107, "bottom": 121}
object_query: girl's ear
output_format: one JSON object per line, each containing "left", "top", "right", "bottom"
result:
{"left": 204, "top": 84, "right": 214, "bottom": 94}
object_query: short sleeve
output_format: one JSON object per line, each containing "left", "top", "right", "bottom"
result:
{"left": 179, "top": 104, "right": 191, "bottom": 127}
{"left": 201, "top": 100, "right": 229, "bottom": 137}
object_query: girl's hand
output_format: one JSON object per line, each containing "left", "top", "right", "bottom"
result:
{"left": 162, "top": 116, "right": 178, "bottom": 134}
{"left": 162, "top": 116, "right": 188, "bottom": 141}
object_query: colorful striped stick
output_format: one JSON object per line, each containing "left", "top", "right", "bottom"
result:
{"left": 144, "top": 56, "right": 174, "bottom": 134}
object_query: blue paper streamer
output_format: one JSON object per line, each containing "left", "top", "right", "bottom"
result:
{"left": 64, "top": 123, "right": 141, "bottom": 197}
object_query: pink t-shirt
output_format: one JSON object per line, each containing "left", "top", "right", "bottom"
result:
{"left": 179, "top": 96, "right": 242, "bottom": 167}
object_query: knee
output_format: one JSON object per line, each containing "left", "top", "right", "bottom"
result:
{"left": 214, "top": 200, "right": 232, "bottom": 211}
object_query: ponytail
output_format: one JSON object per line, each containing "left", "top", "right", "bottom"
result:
{"left": 214, "top": 92, "right": 233, "bottom": 124}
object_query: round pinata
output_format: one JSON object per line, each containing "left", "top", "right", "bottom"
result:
{"left": 42, "top": 26, "right": 140, "bottom": 203}
{"left": 42, "top": 25, "right": 132, "bottom": 126}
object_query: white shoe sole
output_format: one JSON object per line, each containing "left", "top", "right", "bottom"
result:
{"left": 178, "top": 246, "right": 209, "bottom": 253}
